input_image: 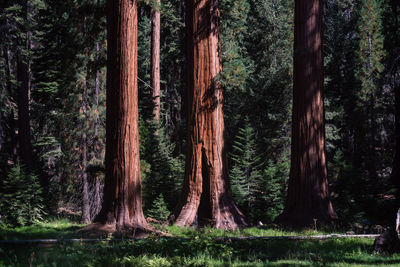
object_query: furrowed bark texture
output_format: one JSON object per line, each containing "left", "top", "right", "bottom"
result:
{"left": 275, "top": 0, "right": 337, "bottom": 227}
{"left": 94, "top": 0, "right": 148, "bottom": 230}
{"left": 151, "top": 0, "right": 161, "bottom": 122}
{"left": 172, "top": 0, "right": 246, "bottom": 230}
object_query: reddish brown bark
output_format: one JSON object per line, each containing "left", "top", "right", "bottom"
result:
{"left": 151, "top": 0, "right": 161, "bottom": 122}
{"left": 90, "top": 0, "right": 150, "bottom": 234}
{"left": 275, "top": 0, "right": 337, "bottom": 227}
{"left": 171, "top": 0, "right": 247, "bottom": 230}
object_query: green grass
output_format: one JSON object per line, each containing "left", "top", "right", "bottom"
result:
{"left": 0, "top": 219, "right": 85, "bottom": 240}
{"left": 164, "top": 224, "right": 324, "bottom": 238}
{"left": 0, "top": 220, "right": 399, "bottom": 266}
{"left": 1, "top": 236, "right": 400, "bottom": 266}
{"left": 0, "top": 220, "right": 341, "bottom": 240}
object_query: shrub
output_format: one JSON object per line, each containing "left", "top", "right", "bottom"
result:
{"left": 0, "top": 164, "right": 44, "bottom": 226}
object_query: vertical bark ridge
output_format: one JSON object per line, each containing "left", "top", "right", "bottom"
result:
{"left": 92, "top": 0, "right": 149, "bottom": 233}
{"left": 171, "top": 0, "right": 247, "bottom": 230}
{"left": 276, "top": 0, "right": 337, "bottom": 227}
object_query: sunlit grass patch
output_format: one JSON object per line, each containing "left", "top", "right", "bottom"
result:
{"left": 1, "top": 219, "right": 400, "bottom": 266}
{"left": 0, "top": 218, "right": 85, "bottom": 240}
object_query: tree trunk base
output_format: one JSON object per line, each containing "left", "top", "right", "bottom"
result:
{"left": 170, "top": 199, "right": 247, "bottom": 230}
{"left": 79, "top": 222, "right": 157, "bottom": 238}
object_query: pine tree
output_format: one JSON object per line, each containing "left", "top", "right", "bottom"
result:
{"left": 0, "top": 164, "right": 44, "bottom": 226}
{"left": 262, "top": 159, "right": 289, "bottom": 223}
{"left": 230, "top": 119, "right": 262, "bottom": 222}
{"left": 142, "top": 123, "right": 183, "bottom": 212}
{"left": 146, "top": 194, "right": 170, "bottom": 222}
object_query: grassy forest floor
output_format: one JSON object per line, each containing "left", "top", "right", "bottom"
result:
{"left": 1, "top": 219, "right": 400, "bottom": 266}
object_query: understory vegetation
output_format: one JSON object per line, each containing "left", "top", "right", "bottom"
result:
{"left": 0, "top": 220, "right": 399, "bottom": 267}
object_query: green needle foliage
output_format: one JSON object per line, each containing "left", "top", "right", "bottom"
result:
{"left": 0, "top": 165, "right": 44, "bottom": 227}
{"left": 230, "top": 119, "right": 262, "bottom": 221}
{"left": 356, "top": 0, "right": 385, "bottom": 105}
{"left": 230, "top": 119, "right": 288, "bottom": 224}
{"left": 146, "top": 194, "right": 170, "bottom": 222}
{"left": 142, "top": 123, "right": 184, "bottom": 212}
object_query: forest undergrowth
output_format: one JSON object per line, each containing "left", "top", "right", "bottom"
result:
{"left": 1, "top": 219, "right": 400, "bottom": 266}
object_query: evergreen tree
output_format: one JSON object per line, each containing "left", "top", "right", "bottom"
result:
{"left": 0, "top": 164, "right": 44, "bottom": 226}
{"left": 354, "top": 0, "right": 385, "bottom": 179}
{"left": 230, "top": 119, "right": 262, "bottom": 222}
{"left": 142, "top": 123, "right": 183, "bottom": 212}
{"left": 146, "top": 194, "right": 170, "bottom": 222}
{"left": 261, "top": 159, "right": 289, "bottom": 223}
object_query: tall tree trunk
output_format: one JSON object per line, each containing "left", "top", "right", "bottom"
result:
{"left": 151, "top": 0, "right": 161, "bottom": 123}
{"left": 91, "top": 42, "right": 103, "bottom": 220}
{"left": 3, "top": 46, "right": 18, "bottom": 164}
{"left": 275, "top": 0, "right": 337, "bottom": 227}
{"left": 171, "top": 0, "right": 247, "bottom": 230}
{"left": 80, "top": 17, "right": 90, "bottom": 224}
{"left": 16, "top": 0, "right": 33, "bottom": 171}
{"left": 91, "top": 0, "right": 150, "bottom": 234}
{"left": 92, "top": 173, "right": 102, "bottom": 219}
{"left": 81, "top": 76, "right": 90, "bottom": 224}
{"left": 394, "top": 83, "right": 400, "bottom": 185}
{"left": 16, "top": 59, "right": 33, "bottom": 172}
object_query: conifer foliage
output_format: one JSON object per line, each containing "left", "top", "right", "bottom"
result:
{"left": 0, "top": 165, "right": 44, "bottom": 226}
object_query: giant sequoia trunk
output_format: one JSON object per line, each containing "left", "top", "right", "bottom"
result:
{"left": 89, "top": 0, "right": 149, "bottom": 235}
{"left": 275, "top": 0, "right": 337, "bottom": 227}
{"left": 151, "top": 0, "right": 161, "bottom": 122}
{"left": 171, "top": 0, "right": 247, "bottom": 230}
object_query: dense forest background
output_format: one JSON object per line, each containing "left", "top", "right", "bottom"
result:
{"left": 0, "top": 0, "right": 399, "bottom": 229}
